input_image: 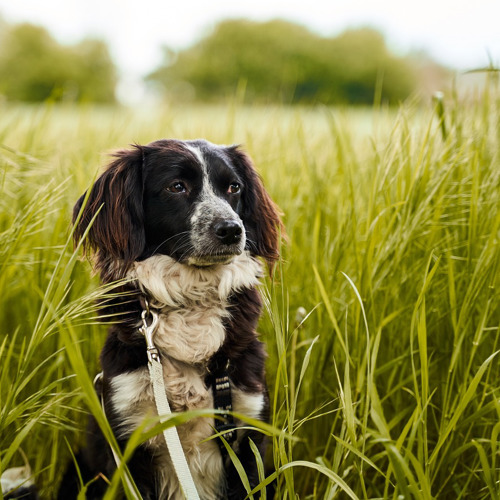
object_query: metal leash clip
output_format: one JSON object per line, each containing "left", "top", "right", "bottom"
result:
{"left": 139, "top": 307, "right": 160, "bottom": 363}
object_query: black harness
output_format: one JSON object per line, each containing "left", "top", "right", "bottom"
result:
{"left": 207, "top": 352, "right": 237, "bottom": 459}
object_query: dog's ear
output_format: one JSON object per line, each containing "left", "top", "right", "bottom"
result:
{"left": 227, "top": 146, "right": 284, "bottom": 270}
{"left": 73, "top": 145, "right": 145, "bottom": 272}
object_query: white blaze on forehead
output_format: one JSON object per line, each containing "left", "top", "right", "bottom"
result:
{"left": 184, "top": 143, "right": 208, "bottom": 174}
{"left": 184, "top": 143, "right": 221, "bottom": 199}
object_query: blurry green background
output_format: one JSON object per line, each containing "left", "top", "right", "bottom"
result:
{"left": 0, "top": 14, "right": 461, "bottom": 106}
{"left": 0, "top": 3, "right": 499, "bottom": 499}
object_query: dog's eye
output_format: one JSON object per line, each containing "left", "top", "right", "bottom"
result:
{"left": 167, "top": 181, "right": 187, "bottom": 194}
{"left": 228, "top": 182, "right": 241, "bottom": 194}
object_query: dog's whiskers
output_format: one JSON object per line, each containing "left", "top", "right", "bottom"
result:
{"left": 151, "top": 231, "right": 192, "bottom": 255}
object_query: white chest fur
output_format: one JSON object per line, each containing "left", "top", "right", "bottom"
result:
{"left": 109, "top": 253, "right": 265, "bottom": 499}
{"left": 129, "top": 252, "right": 262, "bottom": 364}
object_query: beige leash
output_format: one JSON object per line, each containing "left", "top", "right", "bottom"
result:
{"left": 139, "top": 305, "right": 201, "bottom": 500}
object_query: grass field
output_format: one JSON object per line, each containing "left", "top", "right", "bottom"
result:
{"left": 0, "top": 87, "right": 499, "bottom": 499}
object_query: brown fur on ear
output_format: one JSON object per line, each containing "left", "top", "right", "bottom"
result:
{"left": 227, "top": 146, "right": 285, "bottom": 271}
{"left": 73, "top": 145, "right": 145, "bottom": 278}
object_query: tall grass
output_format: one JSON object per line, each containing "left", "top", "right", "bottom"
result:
{"left": 0, "top": 85, "right": 499, "bottom": 498}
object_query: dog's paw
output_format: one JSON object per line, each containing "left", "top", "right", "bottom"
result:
{"left": 1, "top": 466, "right": 38, "bottom": 499}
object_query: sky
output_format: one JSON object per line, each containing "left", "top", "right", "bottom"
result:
{"left": 1, "top": 0, "right": 499, "bottom": 102}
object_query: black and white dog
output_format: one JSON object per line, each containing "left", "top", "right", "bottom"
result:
{"left": 60, "top": 139, "right": 283, "bottom": 499}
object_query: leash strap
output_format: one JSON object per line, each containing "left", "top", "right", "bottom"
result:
{"left": 140, "top": 307, "right": 201, "bottom": 500}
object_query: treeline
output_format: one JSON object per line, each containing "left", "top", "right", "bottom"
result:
{"left": 0, "top": 17, "right": 443, "bottom": 105}
{"left": 148, "top": 20, "right": 420, "bottom": 105}
{"left": 0, "top": 21, "right": 116, "bottom": 103}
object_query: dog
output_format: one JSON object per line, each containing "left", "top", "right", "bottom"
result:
{"left": 59, "top": 139, "right": 283, "bottom": 499}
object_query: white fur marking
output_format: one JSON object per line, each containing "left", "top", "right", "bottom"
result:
{"left": 232, "top": 389, "right": 265, "bottom": 421}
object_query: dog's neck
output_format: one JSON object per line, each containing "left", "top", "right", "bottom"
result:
{"left": 127, "top": 252, "right": 263, "bottom": 365}
{"left": 129, "top": 251, "right": 262, "bottom": 309}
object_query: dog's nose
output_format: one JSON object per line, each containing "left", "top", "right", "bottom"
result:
{"left": 214, "top": 220, "right": 243, "bottom": 245}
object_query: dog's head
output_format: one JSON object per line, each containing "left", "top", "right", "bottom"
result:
{"left": 73, "top": 139, "right": 283, "bottom": 278}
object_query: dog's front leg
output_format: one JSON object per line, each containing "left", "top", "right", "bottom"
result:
{"left": 224, "top": 429, "right": 267, "bottom": 500}
{"left": 122, "top": 443, "right": 160, "bottom": 499}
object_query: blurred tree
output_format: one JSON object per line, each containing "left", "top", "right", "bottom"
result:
{"left": 0, "top": 23, "right": 117, "bottom": 103}
{"left": 69, "top": 39, "right": 118, "bottom": 103}
{"left": 147, "top": 20, "right": 418, "bottom": 105}
{"left": 328, "top": 28, "right": 416, "bottom": 103}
